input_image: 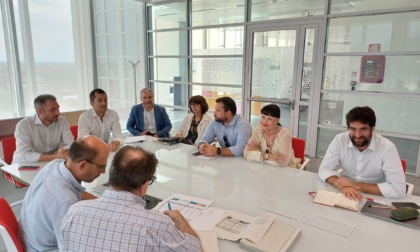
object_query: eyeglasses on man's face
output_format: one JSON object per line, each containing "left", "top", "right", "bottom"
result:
{"left": 149, "top": 175, "right": 157, "bottom": 185}
{"left": 223, "top": 135, "right": 230, "bottom": 148}
{"left": 85, "top": 160, "right": 107, "bottom": 170}
{"left": 348, "top": 127, "right": 371, "bottom": 134}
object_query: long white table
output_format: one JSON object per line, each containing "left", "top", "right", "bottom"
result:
{"left": 3, "top": 136, "right": 420, "bottom": 251}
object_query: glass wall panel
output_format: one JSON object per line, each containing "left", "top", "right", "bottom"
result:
{"left": 192, "top": 27, "right": 244, "bottom": 55}
{"left": 151, "top": 58, "right": 187, "bottom": 81}
{"left": 150, "top": 30, "right": 187, "bottom": 56}
{"left": 251, "top": 30, "right": 296, "bottom": 99}
{"left": 250, "top": 0, "right": 325, "bottom": 22}
{"left": 192, "top": 0, "right": 245, "bottom": 27}
{"left": 249, "top": 101, "right": 292, "bottom": 130}
{"left": 0, "top": 9, "right": 17, "bottom": 119}
{"left": 327, "top": 12, "right": 420, "bottom": 53}
{"left": 191, "top": 58, "right": 242, "bottom": 85}
{"left": 148, "top": 1, "right": 186, "bottom": 30}
{"left": 319, "top": 92, "right": 420, "bottom": 136}
{"left": 192, "top": 85, "right": 243, "bottom": 114}
{"left": 330, "top": 0, "right": 420, "bottom": 14}
{"left": 323, "top": 56, "right": 420, "bottom": 94}
{"left": 153, "top": 82, "right": 188, "bottom": 107}
{"left": 298, "top": 105, "right": 309, "bottom": 140}
{"left": 28, "top": 0, "right": 80, "bottom": 112}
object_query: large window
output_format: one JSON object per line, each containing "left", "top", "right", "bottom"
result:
{"left": 0, "top": 0, "right": 92, "bottom": 119}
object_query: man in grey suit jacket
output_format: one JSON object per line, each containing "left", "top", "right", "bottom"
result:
{"left": 127, "top": 88, "right": 172, "bottom": 137}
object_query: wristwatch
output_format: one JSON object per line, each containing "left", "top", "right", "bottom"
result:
{"left": 217, "top": 148, "right": 222, "bottom": 155}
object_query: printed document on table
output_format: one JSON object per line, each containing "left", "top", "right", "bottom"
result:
{"left": 189, "top": 207, "right": 226, "bottom": 231}
{"left": 154, "top": 193, "right": 213, "bottom": 222}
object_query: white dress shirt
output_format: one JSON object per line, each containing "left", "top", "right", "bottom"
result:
{"left": 13, "top": 114, "right": 74, "bottom": 163}
{"left": 143, "top": 108, "right": 157, "bottom": 133}
{"left": 78, "top": 109, "right": 123, "bottom": 144}
{"left": 318, "top": 132, "right": 406, "bottom": 198}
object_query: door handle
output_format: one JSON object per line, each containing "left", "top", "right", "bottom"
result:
{"left": 291, "top": 99, "right": 295, "bottom": 110}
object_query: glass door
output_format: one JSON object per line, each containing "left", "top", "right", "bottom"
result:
{"left": 244, "top": 21, "right": 320, "bottom": 153}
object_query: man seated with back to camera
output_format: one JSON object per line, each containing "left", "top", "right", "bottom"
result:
{"left": 318, "top": 106, "right": 406, "bottom": 200}
{"left": 61, "top": 145, "right": 201, "bottom": 252}
{"left": 197, "top": 96, "right": 252, "bottom": 157}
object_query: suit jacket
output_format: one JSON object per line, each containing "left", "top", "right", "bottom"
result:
{"left": 126, "top": 104, "right": 172, "bottom": 137}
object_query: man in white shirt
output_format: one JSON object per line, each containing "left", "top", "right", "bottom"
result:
{"left": 318, "top": 106, "right": 406, "bottom": 200}
{"left": 13, "top": 94, "right": 74, "bottom": 163}
{"left": 78, "top": 88, "right": 123, "bottom": 151}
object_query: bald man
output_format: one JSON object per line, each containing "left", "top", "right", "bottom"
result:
{"left": 19, "top": 136, "right": 110, "bottom": 252}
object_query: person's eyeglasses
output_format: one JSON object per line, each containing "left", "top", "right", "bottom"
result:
{"left": 149, "top": 175, "right": 157, "bottom": 185}
{"left": 190, "top": 103, "right": 199, "bottom": 107}
{"left": 223, "top": 135, "right": 230, "bottom": 148}
{"left": 348, "top": 127, "right": 370, "bottom": 134}
{"left": 85, "top": 160, "right": 107, "bottom": 170}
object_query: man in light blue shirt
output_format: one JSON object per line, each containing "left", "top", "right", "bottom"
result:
{"left": 19, "top": 136, "right": 109, "bottom": 252}
{"left": 197, "top": 96, "right": 252, "bottom": 157}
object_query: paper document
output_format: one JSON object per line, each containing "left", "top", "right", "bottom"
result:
{"left": 189, "top": 207, "right": 226, "bottom": 232}
{"left": 195, "top": 155, "right": 216, "bottom": 160}
{"left": 197, "top": 231, "right": 219, "bottom": 252}
{"left": 154, "top": 193, "right": 213, "bottom": 222}
{"left": 124, "top": 136, "right": 146, "bottom": 144}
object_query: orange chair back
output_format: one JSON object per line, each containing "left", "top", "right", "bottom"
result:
{"left": 70, "top": 125, "right": 78, "bottom": 140}
{"left": 291, "top": 137, "right": 305, "bottom": 165}
{"left": 0, "top": 198, "right": 25, "bottom": 252}
{"left": 1, "top": 137, "right": 16, "bottom": 165}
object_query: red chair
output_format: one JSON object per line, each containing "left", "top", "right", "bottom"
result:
{"left": 401, "top": 159, "right": 414, "bottom": 194}
{"left": 291, "top": 137, "right": 310, "bottom": 170}
{"left": 1, "top": 137, "right": 27, "bottom": 188}
{"left": 70, "top": 125, "right": 78, "bottom": 140}
{"left": 0, "top": 198, "right": 25, "bottom": 252}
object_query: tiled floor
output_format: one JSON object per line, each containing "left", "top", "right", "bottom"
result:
{"left": 1, "top": 157, "right": 420, "bottom": 251}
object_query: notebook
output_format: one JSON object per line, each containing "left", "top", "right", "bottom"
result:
{"left": 360, "top": 201, "right": 420, "bottom": 229}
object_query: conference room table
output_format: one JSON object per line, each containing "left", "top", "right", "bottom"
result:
{"left": 2, "top": 136, "right": 420, "bottom": 251}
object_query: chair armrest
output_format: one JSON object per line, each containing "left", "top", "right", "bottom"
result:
{"left": 299, "top": 158, "right": 310, "bottom": 170}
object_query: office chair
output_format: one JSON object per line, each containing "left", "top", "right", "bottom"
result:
{"left": 291, "top": 137, "right": 310, "bottom": 170}
{"left": 70, "top": 125, "right": 78, "bottom": 140}
{"left": 401, "top": 159, "right": 414, "bottom": 195}
{"left": 1, "top": 137, "right": 27, "bottom": 188}
{"left": 0, "top": 198, "right": 25, "bottom": 252}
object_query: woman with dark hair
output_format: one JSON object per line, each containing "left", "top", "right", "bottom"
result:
{"left": 244, "top": 104, "right": 300, "bottom": 168}
{"left": 176, "top": 95, "right": 213, "bottom": 145}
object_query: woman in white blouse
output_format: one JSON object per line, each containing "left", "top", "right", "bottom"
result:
{"left": 176, "top": 95, "right": 213, "bottom": 145}
{"left": 244, "top": 104, "right": 300, "bottom": 168}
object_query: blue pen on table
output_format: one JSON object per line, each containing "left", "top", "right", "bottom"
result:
{"left": 168, "top": 202, "right": 172, "bottom": 211}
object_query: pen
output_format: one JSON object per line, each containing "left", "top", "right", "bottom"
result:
{"left": 366, "top": 197, "right": 388, "bottom": 205}
{"left": 168, "top": 202, "right": 172, "bottom": 211}
{"left": 368, "top": 205, "right": 395, "bottom": 210}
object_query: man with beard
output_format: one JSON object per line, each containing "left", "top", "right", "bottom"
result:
{"left": 13, "top": 94, "right": 74, "bottom": 163}
{"left": 318, "top": 106, "right": 406, "bottom": 200}
{"left": 197, "top": 96, "right": 252, "bottom": 157}
{"left": 127, "top": 88, "right": 172, "bottom": 138}
{"left": 78, "top": 88, "right": 123, "bottom": 151}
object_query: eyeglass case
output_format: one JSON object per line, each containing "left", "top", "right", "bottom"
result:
{"left": 390, "top": 207, "right": 419, "bottom": 221}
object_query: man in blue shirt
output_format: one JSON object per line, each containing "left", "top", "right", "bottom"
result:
{"left": 126, "top": 88, "right": 172, "bottom": 137}
{"left": 197, "top": 96, "right": 252, "bottom": 157}
{"left": 19, "top": 136, "right": 109, "bottom": 252}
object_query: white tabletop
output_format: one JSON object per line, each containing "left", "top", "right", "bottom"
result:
{"left": 3, "top": 136, "right": 420, "bottom": 251}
